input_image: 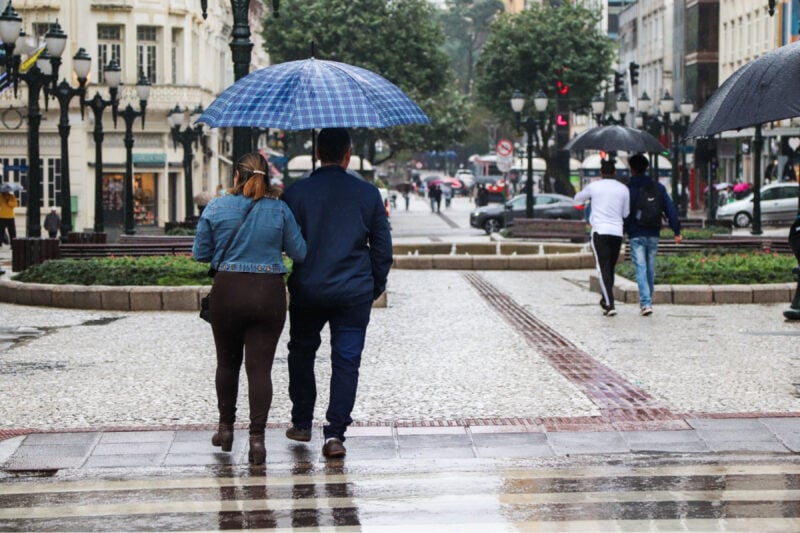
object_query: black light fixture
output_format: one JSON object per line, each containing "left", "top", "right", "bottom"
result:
{"left": 52, "top": 47, "right": 91, "bottom": 240}
{"left": 115, "top": 74, "right": 151, "bottom": 236}
{"left": 0, "top": 8, "right": 69, "bottom": 238}
{"left": 510, "top": 89, "right": 549, "bottom": 219}
{"left": 168, "top": 104, "right": 206, "bottom": 219}
{"left": 591, "top": 91, "right": 629, "bottom": 126}
{"left": 83, "top": 59, "right": 121, "bottom": 234}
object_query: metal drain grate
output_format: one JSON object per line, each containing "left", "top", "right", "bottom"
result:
{"left": 463, "top": 272, "right": 678, "bottom": 421}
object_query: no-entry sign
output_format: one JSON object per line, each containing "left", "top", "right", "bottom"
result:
{"left": 496, "top": 139, "right": 513, "bottom": 157}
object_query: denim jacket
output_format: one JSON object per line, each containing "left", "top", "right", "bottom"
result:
{"left": 192, "top": 193, "right": 306, "bottom": 274}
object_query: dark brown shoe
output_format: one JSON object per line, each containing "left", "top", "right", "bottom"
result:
{"left": 248, "top": 433, "right": 266, "bottom": 465}
{"left": 322, "top": 438, "right": 346, "bottom": 458}
{"left": 286, "top": 426, "right": 312, "bottom": 442}
{"left": 211, "top": 423, "right": 234, "bottom": 452}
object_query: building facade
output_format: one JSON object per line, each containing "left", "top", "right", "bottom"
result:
{"left": 0, "top": 0, "right": 268, "bottom": 237}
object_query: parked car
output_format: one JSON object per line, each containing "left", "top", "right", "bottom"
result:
{"left": 716, "top": 182, "right": 798, "bottom": 228}
{"left": 470, "top": 193, "right": 584, "bottom": 234}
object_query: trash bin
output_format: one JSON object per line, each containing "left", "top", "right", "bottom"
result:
{"left": 11, "top": 238, "right": 61, "bottom": 272}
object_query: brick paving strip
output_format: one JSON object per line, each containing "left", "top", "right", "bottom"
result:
{"left": 465, "top": 272, "right": 719, "bottom": 432}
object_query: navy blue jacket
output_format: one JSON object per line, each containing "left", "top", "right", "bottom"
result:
{"left": 282, "top": 164, "right": 393, "bottom": 307}
{"left": 624, "top": 174, "right": 681, "bottom": 238}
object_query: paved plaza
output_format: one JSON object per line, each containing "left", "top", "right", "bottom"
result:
{"left": 2, "top": 194, "right": 800, "bottom": 530}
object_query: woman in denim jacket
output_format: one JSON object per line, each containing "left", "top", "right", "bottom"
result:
{"left": 193, "top": 152, "right": 306, "bottom": 465}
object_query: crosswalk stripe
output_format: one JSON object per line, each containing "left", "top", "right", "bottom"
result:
{"left": 4, "top": 462, "right": 800, "bottom": 496}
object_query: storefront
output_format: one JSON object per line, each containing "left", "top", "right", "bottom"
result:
{"left": 102, "top": 172, "right": 158, "bottom": 227}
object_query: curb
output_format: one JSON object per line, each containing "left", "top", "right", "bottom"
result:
{"left": 589, "top": 274, "right": 797, "bottom": 305}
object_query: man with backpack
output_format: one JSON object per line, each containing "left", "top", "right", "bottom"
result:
{"left": 624, "top": 154, "right": 682, "bottom": 316}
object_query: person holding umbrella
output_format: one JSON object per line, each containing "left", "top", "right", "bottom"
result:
{"left": 282, "top": 128, "right": 393, "bottom": 459}
{"left": 624, "top": 154, "right": 682, "bottom": 316}
{"left": 0, "top": 185, "right": 18, "bottom": 247}
{"left": 574, "top": 159, "right": 630, "bottom": 317}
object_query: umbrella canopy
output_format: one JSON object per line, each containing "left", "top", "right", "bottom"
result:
{"left": 198, "top": 58, "right": 431, "bottom": 130}
{"left": 687, "top": 40, "right": 800, "bottom": 138}
{"left": 563, "top": 125, "right": 667, "bottom": 153}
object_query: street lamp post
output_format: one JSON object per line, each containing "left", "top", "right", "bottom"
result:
{"left": 115, "top": 76, "right": 151, "bottom": 236}
{"left": 510, "top": 90, "right": 549, "bottom": 219}
{"left": 0, "top": 4, "right": 67, "bottom": 238}
{"left": 51, "top": 47, "right": 91, "bottom": 240}
{"left": 168, "top": 105, "right": 206, "bottom": 219}
{"left": 591, "top": 92, "right": 629, "bottom": 127}
{"left": 84, "top": 59, "right": 121, "bottom": 233}
{"left": 667, "top": 98, "right": 694, "bottom": 217}
{"left": 200, "top": 0, "right": 280, "bottom": 170}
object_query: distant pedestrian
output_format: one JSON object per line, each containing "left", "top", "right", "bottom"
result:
{"left": 44, "top": 208, "right": 61, "bottom": 239}
{"left": 624, "top": 153, "right": 682, "bottom": 317}
{"left": 574, "top": 160, "right": 630, "bottom": 317}
{"left": 428, "top": 184, "right": 441, "bottom": 213}
{"left": 0, "top": 189, "right": 18, "bottom": 247}
{"left": 442, "top": 184, "right": 452, "bottom": 208}
{"left": 476, "top": 184, "right": 489, "bottom": 207}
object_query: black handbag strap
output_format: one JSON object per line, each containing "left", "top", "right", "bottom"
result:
{"left": 217, "top": 199, "right": 257, "bottom": 266}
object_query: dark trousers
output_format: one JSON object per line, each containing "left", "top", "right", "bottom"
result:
{"left": 0, "top": 218, "right": 15, "bottom": 245}
{"left": 209, "top": 272, "right": 287, "bottom": 434}
{"left": 287, "top": 300, "right": 372, "bottom": 441}
{"left": 591, "top": 232, "right": 623, "bottom": 310}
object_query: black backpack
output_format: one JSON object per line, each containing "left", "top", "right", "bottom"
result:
{"left": 635, "top": 180, "right": 665, "bottom": 229}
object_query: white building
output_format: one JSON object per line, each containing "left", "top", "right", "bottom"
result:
{"left": 0, "top": 0, "right": 269, "bottom": 237}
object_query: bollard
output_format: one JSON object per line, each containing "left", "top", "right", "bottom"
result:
{"left": 784, "top": 267, "right": 800, "bottom": 320}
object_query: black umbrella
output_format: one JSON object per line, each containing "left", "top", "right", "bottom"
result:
{"left": 563, "top": 125, "right": 666, "bottom": 153}
{"left": 687, "top": 40, "right": 800, "bottom": 138}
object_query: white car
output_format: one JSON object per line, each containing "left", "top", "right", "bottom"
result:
{"left": 716, "top": 182, "right": 798, "bottom": 227}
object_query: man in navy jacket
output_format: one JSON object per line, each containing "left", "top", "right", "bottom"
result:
{"left": 282, "top": 128, "right": 393, "bottom": 458}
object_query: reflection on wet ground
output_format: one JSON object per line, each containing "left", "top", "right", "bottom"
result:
{"left": 3, "top": 455, "right": 800, "bottom": 531}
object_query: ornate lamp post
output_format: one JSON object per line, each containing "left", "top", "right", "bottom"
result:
{"left": 51, "top": 48, "right": 91, "bottom": 240}
{"left": 667, "top": 98, "right": 694, "bottom": 217}
{"left": 200, "top": 0, "right": 280, "bottom": 169}
{"left": 115, "top": 76, "right": 151, "bottom": 236}
{"left": 0, "top": 4, "right": 67, "bottom": 238}
{"left": 510, "top": 89, "right": 549, "bottom": 219}
{"left": 168, "top": 105, "right": 206, "bottom": 219}
{"left": 591, "top": 92, "right": 629, "bottom": 126}
{"left": 84, "top": 59, "right": 121, "bottom": 233}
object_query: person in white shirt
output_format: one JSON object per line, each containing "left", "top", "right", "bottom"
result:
{"left": 574, "top": 159, "right": 630, "bottom": 316}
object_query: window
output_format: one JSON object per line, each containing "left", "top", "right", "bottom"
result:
{"left": 97, "top": 25, "right": 122, "bottom": 84}
{"left": 137, "top": 26, "right": 158, "bottom": 83}
{"left": 46, "top": 158, "right": 62, "bottom": 208}
{"left": 1, "top": 157, "right": 61, "bottom": 208}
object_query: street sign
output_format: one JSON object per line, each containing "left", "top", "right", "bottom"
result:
{"left": 497, "top": 155, "right": 513, "bottom": 172}
{"left": 496, "top": 139, "right": 514, "bottom": 158}
{"left": 4, "top": 164, "right": 28, "bottom": 172}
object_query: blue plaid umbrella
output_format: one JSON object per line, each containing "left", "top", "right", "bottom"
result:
{"left": 198, "top": 58, "right": 431, "bottom": 130}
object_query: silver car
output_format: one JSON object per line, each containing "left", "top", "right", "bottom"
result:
{"left": 716, "top": 182, "right": 799, "bottom": 228}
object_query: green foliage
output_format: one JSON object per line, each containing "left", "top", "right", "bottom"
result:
{"left": 13, "top": 256, "right": 212, "bottom": 286}
{"left": 616, "top": 251, "right": 797, "bottom": 285}
{"left": 661, "top": 226, "right": 732, "bottom": 240}
{"left": 474, "top": 4, "right": 615, "bottom": 189}
{"left": 262, "top": 0, "right": 470, "bottom": 155}
{"left": 165, "top": 227, "right": 196, "bottom": 236}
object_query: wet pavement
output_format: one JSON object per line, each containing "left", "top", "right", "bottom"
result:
{"left": 1, "top": 195, "right": 800, "bottom": 530}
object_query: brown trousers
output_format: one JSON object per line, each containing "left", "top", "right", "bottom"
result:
{"left": 209, "top": 271, "right": 286, "bottom": 434}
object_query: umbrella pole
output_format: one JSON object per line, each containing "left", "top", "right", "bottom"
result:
{"left": 752, "top": 125, "right": 763, "bottom": 235}
{"left": 311, "top": 130, "right": 317, "bottom": 171}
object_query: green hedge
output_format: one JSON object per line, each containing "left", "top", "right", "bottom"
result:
{"left": 617, "top": 251, "right": 797, "bottom": 285}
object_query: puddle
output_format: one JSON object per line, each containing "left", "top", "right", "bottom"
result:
{"left": 81, "top": 317, "right": 124, "bottom": 327}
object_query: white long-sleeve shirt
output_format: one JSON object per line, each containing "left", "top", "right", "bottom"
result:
{"left": 574, "top": 178, "right": 630, "bottom": 237}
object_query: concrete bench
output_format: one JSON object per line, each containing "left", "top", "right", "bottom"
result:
{"left": 622, "top": 237, "right": 793, "bottom": 260}
{"left": 511, "top": 218, "right": 589, "bottom": 243}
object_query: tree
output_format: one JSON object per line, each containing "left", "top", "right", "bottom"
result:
{"left": 261, "top": 0, "right": 471, "bottom": 165}
{"left": 438, "top": 0, "right": 505, "bottom": 94}
{"left": 474, "top": 4, "right": 615, "bottom": 192}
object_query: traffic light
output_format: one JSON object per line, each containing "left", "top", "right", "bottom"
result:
{"left": 613, "top": 71, "right": 624, "bottom": 94}
{"left": 629, "top": 61, "right": 640, "bottom": 86}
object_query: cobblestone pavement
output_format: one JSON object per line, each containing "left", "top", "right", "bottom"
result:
{"left": 0, "top": 195, "right": 797, "bottom": 432}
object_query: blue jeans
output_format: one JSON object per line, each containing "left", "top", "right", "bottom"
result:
{"left": 629, "top": 236, "right": 659, "bottom": 308}
{"left": 287, "top": 300, "right": 372, "bottom": 442}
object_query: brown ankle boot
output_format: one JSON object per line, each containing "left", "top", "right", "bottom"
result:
{"left": 248, "top": 433, "right": 266, "bottom": 465}
{"left": 211, "top": 423, "right": 234, "bottom": 452}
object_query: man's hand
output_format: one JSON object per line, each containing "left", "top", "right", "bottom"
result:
{"left": 674, "top": 234, "right": 683, "bottom": 244}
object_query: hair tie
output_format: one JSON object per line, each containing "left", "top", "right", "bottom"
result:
{"left": 251, "top": 170, "right": 266, "bottom": 175}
